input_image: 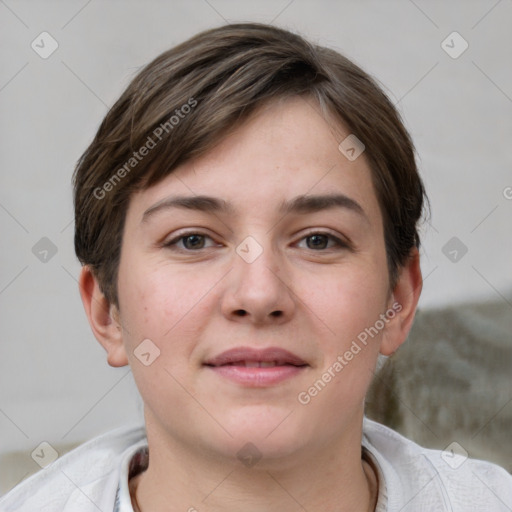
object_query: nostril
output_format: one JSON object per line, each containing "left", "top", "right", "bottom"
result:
{"left": 232, "top": 310, "right": 283, "bottom": 318}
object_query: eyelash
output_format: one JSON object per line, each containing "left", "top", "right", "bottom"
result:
{"left": 163, "top": 230, "right": 350, "bottom": 252}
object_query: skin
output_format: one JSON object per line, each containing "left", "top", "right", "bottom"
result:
{"left": 80, "top": 95, "right": 422, "bottom": 512}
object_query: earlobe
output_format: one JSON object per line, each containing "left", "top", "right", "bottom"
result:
{"left": 78, "top": 266, "right": 129, "bottom": 367}
{"left": 380, "top": 248, "right": 423, "bottom": 356}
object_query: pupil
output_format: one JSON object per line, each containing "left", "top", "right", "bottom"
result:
{"left": 308, "top": 235, "right": 328, "bottom": 249}
{"left": 184, "top": 235, "right": 204, "bottom": 249}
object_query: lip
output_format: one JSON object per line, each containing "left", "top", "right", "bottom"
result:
{"left": 204, "top": 346, "right": 307, "bottom": 367}
{"left": 203, "top": 346, "right": 308, "bottom": 387}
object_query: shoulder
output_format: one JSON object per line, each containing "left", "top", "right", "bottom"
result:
{"left": 0, "top": 424, "right": 147, "bottom": 512}
{"left": 362, "top": 417, "right": 512, "bottom": 512}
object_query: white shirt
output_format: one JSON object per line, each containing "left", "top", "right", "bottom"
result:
{"left": 1, "top": 417, "right": 511, "bottom": 511}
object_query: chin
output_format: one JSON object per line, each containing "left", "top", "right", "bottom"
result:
{"left": 213, "top": 405, "right": 314, "bottom": 460}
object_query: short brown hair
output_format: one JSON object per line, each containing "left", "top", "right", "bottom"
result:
{"left": 73, "top": 22, "right": 427, "bottom": 307}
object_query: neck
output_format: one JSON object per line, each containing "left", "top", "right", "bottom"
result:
{"left": 131, "top": 414, "right": 377, "bottom": 512}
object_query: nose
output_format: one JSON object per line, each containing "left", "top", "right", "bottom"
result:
{"left": 220, "top": 243, "right": 296, "bottom": 325}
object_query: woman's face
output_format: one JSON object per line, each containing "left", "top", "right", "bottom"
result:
{"left": 114, "top": 96, "right": 400, "bottom": 461}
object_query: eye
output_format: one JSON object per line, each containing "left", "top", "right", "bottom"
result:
{"left": 297, "top": 232, "right": 348, "bottom": 250}
{"left": 164, "top": 232, "right": 217, "bottom": 251}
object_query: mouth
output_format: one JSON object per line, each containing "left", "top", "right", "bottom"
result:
{"left": 212, "top": 360, "right": 303, "bottom": 368}
{"left": 203, "top": 346, "right": 309, "bottom": 387}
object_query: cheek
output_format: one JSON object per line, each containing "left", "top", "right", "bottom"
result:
{"left": 120, "top": 263, "right": 183, "bottom": 331}
{"left": 117, "top": 265, "right": 211, "bottom": 407}
{"left": 118, "top": 262, "right": 216, "bottom": 366}
{"left": 297, "top": 262, "right": 388, "bottom": 343}
{"left": 294, "top": 268, "right": 387, "bottom": 423}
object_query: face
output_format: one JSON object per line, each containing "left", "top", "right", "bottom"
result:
{"left": 113, "top": 96, "right": 398, "bottom": 462}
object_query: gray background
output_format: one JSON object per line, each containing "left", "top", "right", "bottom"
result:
{"left": 1, "top": 0, "right": 511, "bottom": 488}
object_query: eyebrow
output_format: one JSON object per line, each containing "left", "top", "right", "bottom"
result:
{"left": 141, "top": 193, "right": 368, "bottom": 223}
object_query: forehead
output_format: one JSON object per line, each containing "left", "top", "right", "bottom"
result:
{"left": 126, "top": 96, "right": 382, "bottom": 227}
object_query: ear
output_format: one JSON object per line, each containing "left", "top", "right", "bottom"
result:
{"left": 78, "top": 266, "right": 129, "bottom": 367}
{"left": 380, "top": 248, "right": 422, "bottom": 356}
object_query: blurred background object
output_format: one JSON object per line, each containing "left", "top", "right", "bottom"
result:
{"left": 366, "top": 297, "right": 512, "bottom": 473}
